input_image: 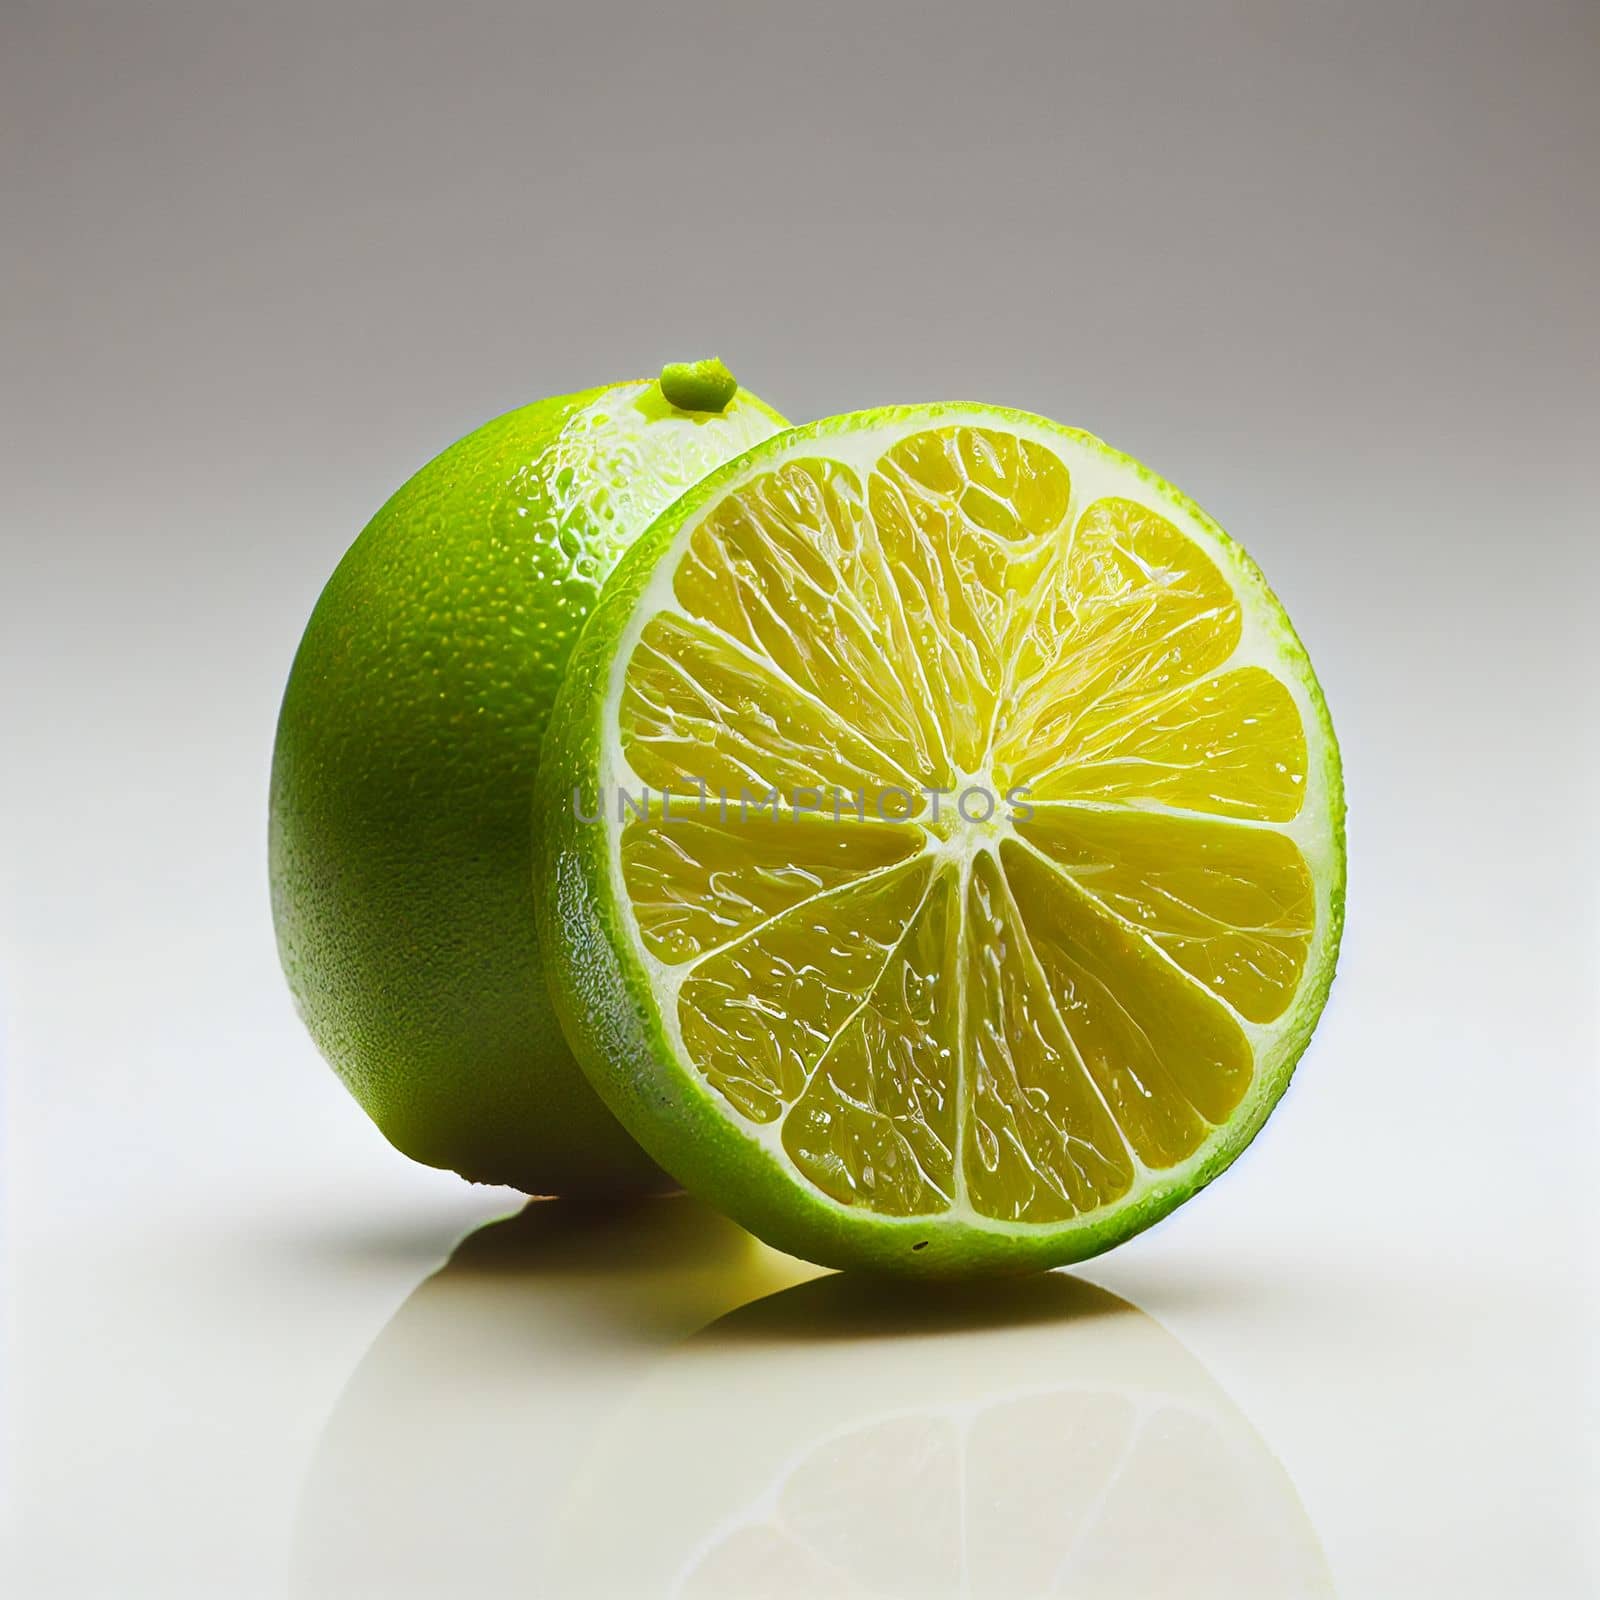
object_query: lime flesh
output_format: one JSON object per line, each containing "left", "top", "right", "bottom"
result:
{"left": 538, "top": 405, "right": 1344, "bottom": 1269}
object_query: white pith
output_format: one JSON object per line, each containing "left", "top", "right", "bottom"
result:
{"left": 596, "top": 412, "right": 1341, "bottom": 1233}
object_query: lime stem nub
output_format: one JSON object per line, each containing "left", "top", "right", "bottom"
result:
{"left": 659, "top": 357, "right": 738, "bottom": 414}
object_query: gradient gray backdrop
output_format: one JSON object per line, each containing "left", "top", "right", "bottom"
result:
{"left": 3, "top": 3, "right": 1596, "bottom": 1596}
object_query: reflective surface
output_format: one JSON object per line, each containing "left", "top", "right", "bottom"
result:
{"left": 295, "top": 1200, "right": 1333, "bottom": 1598}
{"left": 10, "top": 1180, "right": 1594, "bottom": 1597}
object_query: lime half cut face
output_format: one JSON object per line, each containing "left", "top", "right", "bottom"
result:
{"left": 539, "top": 405, "right": 1344, "bottom": 1275}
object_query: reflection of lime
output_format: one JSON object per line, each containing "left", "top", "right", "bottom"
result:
{"left": 555, "top": 1275, "right": 1335, "bottom": 1599}
{"left": 291, "top": 1197, "right": 819, "bottom": 1599}
{"left": 539, "top": 406, "right": 1344, "bottom": 1270}
{"left": 270, "top": 371, "right": 785, "bottom": 1193}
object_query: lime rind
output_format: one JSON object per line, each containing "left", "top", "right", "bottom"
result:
{"left": 538, "top": 404, "right": 1345, "bottom": 1274}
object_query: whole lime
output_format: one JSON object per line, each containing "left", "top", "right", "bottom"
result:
{"left": 270, "top": 367, "right": 787, "bottom": 1194}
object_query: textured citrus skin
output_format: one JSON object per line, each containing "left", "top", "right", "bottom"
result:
{"left": 270, "top": 378, "right": 786, "bottom": 1194}
{"left": 537, "top": 406, "right": 1345, "bottom": 1270}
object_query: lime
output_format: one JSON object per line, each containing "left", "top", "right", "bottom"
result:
{"left": 538, "top": 405, "right": 1344, "bottom": 1270}
{"left": 270, "top": 367, "right": 787, "bottom": 1194}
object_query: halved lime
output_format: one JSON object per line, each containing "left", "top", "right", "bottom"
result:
{"left": 538, "top": 406, "right": 1344, "bottom": 1273}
